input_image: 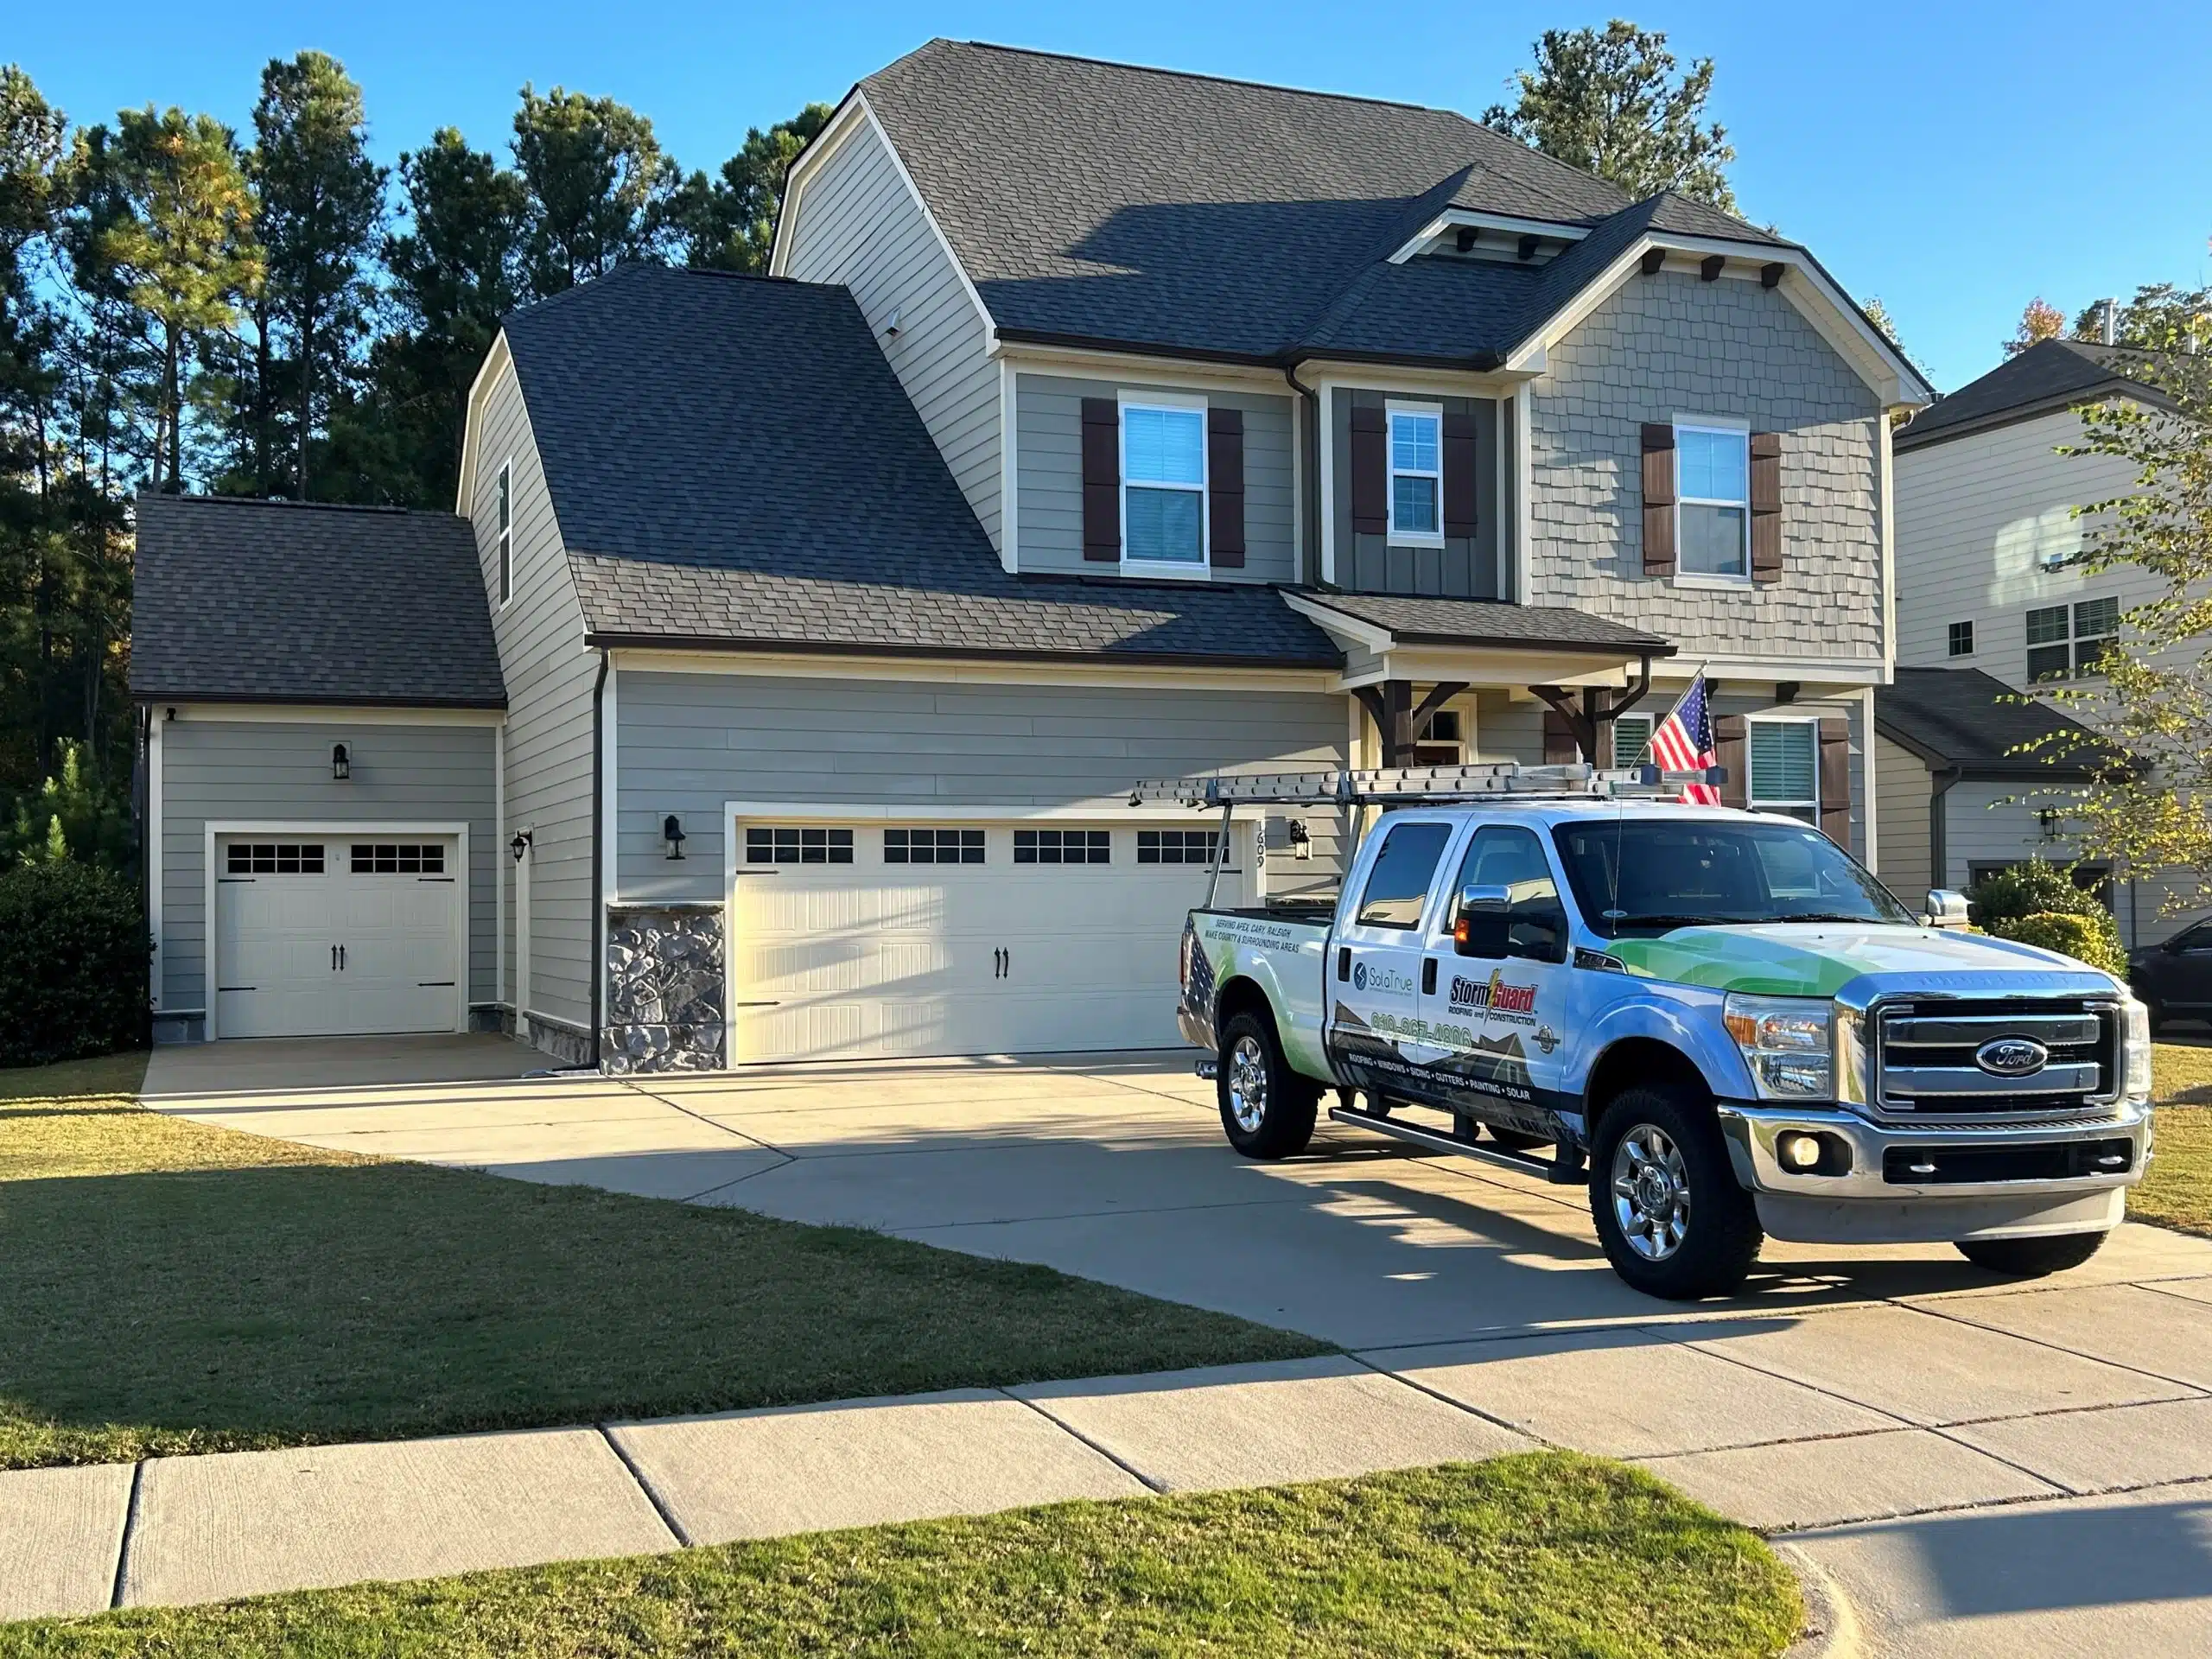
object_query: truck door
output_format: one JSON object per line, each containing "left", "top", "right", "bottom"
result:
{"left": 1415, "top": 822, "right": 1575, "bottom": 1136}
{"left": 1327, "top": 814, "right": 1457, "bottom": 1101}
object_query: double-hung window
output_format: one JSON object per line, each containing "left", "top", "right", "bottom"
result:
{"left": 2025, "top": 598, "right": 2118, "bottom": 681}
{"left": 1387, "top": 404, "right": 1443, "bottom": 543}
{"left": 495, "top": 461, "right": 512, "bottom": 605}
{"left": 1747, "top": 718, "right": 1820, "bottom": 824}
{"left": 1675, "top": 423, "right": 1750, "bottom": 579}
{"left": 1122, "top": 402, "right": 1206, "bottom": 567}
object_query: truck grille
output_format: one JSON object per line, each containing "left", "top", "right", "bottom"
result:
{"left": 1872, "top": 998, "right": 2119, "bottom": 1121}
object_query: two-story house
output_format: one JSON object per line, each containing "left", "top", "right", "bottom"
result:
{"left": 131, "top": 40, "right": 1930, "bottom": 1070}
{"left": 1883, "top": 337, "right": 2183, "bottom": 941}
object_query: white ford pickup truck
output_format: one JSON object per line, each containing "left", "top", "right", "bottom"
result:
{"left": 1151, "top": 765, "right": 2153, "bottom": 1300}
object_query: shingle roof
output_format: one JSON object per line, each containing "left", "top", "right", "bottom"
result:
{"left": 1874, "top": 666, "right": 2121, "bottom": 775}
{"left": 1895, "top": 338, "right": 2176, "bottom": 451}
{"left": 1293, "top": 591, "right": 1672, "bottom": 654}
{"left": 858, "top": 40, "right": 1783, "bottom": 366}
{"left": 501, "top": 264, "right": 1339, "bottom": 666}
{"left": 130, "top": 494, "right": 506, "bottom": 707}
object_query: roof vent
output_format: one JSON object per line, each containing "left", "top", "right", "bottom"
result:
{"left": 881, "top": 306, "right": 903, "bottom": 339}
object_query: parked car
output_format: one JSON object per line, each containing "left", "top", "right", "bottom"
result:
{"left": 2130, "top": 920, "right": 2212, "bottom": 1033}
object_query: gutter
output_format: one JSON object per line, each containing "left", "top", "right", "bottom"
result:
{"left": 589, "top": 647, "right": 610, "bottom": 1069}
{"left": 1283, "top": 363, "right": 1323, "bottom": 586}
{"left": 992, "top": 325, "right": 1508, "bottom": 377}
{"left": 1929, "top": 766, "right": 1961, "bottom": 894}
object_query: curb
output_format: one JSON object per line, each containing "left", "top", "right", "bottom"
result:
{"left": 1777, "top": 1542, "right": 1859, "bottom": 1659}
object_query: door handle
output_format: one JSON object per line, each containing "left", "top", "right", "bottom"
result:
{"left": 332, "top": 944, "right": 338, "bottom": 971}
{"left": 993, "top": 948, "right": 1004, "bottom": 979}
{"left": 1337, "top": 946, "right": 1351, "bottom": 982}
{"left": 1005, "top": 947, "right": 1011, "bottom": 979}
{"left": 339, "top": 944, "right": 346, "bottom": 971}
{"left": 1421, "top": 958, "right": 1437, "bottom": 995}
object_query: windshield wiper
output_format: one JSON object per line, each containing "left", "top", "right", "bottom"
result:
{"left": 1602, "top": 913, "right": 1738, "bottom": 931}
{"left": 1770, "top": 912, "right": 1883, "bottom": 925}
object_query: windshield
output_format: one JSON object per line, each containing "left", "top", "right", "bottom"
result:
{"left": 1552, "top": 817, "right": 1914, "bottom": 938}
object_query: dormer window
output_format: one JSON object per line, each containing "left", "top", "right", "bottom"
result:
{"left": 1121, "top": 398, "right": 1207, "bottom": 569}
{"left": 1387, "top": 404, "right": 1443, "bottom": 545}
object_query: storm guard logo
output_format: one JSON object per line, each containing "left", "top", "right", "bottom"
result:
{"left": 1448, "top": 969, "right": 1538, "bottom": 1015}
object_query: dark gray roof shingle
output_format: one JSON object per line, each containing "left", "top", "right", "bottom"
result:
{"left": 502, "top": 264, "right": 1339, "bottom": 666}
{"left": 1895, "top": 338, "right": 2175, "bottom": 451}
{"left": 1874, "top": 666, "right": 2120, "bottom": 775}
{"left": 130, "top": 494, "right": 506, "bottom": 707}
{"left": 1294, "top": 591, "right": 1671, "bottom": 653}
{"left": 860, "top": 40, "right": 1783, "bottom": 366}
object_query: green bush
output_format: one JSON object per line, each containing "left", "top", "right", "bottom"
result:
{"left": 0, "top": 861, "right": 150, "bottom": 1067}
{"left": 1999, "top": 909, "right": 2130, "bottom": 977}
{"left": 1966, "top": 858, "right": 2107, "bottom": 928}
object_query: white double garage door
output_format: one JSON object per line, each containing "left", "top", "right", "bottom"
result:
{"left": 731, "top": 817, "right": 1254, "bottom": 1064}
{"left": 212, "top": 833, "right": 464, "bottom": 1039}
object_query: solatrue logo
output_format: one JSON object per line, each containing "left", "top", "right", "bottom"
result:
{"left": 1351, "top": 961, "right": 1416, "bottom": 996}
{"left": 1449, "top": 969, "right": 1538, "bottom": 1015}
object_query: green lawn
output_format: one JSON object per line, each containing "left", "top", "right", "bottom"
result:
{"left": 2139, "top": 1044, "right": 2212, "bottom": 1239}
{"left": 0, "top": 1053, "right": 1325, "bottom": 1471}
{"left": 0, "top": 1456, "right": 1803, "bottom": 1658}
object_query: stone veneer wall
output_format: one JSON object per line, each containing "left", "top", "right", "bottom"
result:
{"left": 602, "top": 905, "right": 725, "bottom": 1073}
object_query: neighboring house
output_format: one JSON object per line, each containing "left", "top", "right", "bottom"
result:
{"left": 1890, "top": 336, "right": 2190, "bottom": 942}
{"left": 132, "top": 40, "right": 1930, "bottom": 1070}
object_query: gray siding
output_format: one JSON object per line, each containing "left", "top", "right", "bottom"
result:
{"left": 1873, "top": 734, "right": 1932, "bottom": 908}
{"left": 1329, "top": 389, "right": 1500, "bottom": 596}
{"left": 471, "top": 354, "right": 598, "bottom": 1038}
{"left": 1015, "top": 373, "right": 1295, "bottom": 582}
{"left": 156, "top": 717, "right": 497, "bottom": 1020}
{"left": 1529, "top": 270, "right": 1885, "bottom": 665}
{"left": 781, "top": 112, "right": 1001, "bottom": 548}
{"left": 614, "top": 672, "right": 1351, "bottom": 903}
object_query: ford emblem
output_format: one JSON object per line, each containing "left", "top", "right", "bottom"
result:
{"left": 1974, "top": 1037, "right": 2050, "bottom": 1077}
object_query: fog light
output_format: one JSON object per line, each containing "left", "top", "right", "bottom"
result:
{"left": 1778, "top": 1132, "right": 1823, "bottom": 1171}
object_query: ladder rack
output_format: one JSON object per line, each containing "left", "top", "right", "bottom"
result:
{"left": 1128, "top": 760, "right": 1726, "bottom": 810}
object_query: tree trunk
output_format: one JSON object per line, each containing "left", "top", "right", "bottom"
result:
{"left": 297, "top": 300, "right": 314, "bottom": 500}
{"left": 163, "top": 324, "right": 182, "bottom": 492}
{"left": 254, "top": 294, "right": 273, "bottom": 494}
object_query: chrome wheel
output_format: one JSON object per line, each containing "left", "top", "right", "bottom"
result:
{"left": 1227, "top": 1034, "right": 1269, "bottom": 1133}
{"left": 1611, "top": 1122, "right": 1691, "bottom": 1262}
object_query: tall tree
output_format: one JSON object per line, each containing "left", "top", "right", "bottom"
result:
{"left": 251, "top": 52, "right": 385, "bottom": 499}
{"left": 512, "top": 85, "right": 677, "bottom": 296}
{"left": 666, "top": 102, "right": 832, "bottom": 272}
{"left": 1484, "top": 20, "right": 1738, "bottom": 213}
{"left": 2005, "top": 297, "right": 2068, "bottom": 357}
{"left": 81, "top": 105, "right": 258, "bottom": 492}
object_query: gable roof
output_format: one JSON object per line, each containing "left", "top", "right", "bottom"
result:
{"left": 499, "top": 263, "right": 1338, "bottom": 667}
{"left": 855, "top": 39, "right": 1789, "bottom": 370}
{"left": 1291, "top": 591, "right": 1669, "bottom": 655}
{"left": 1895, "top": 338, "right": 2177, "bottom": 452}
{"left": 130, "top": 494, "right": 506, "bottom": 708}
{"left": 1873, "top": 666, "right": 2121, "bottom": 777}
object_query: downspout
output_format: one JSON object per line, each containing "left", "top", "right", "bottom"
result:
{"left": 589, "top": 648, "right": 610, "bottom": 1068}
{"left": 1929, "top": 766, "right": 1961, "bottom": 901}
{"left": 1284, "top": 362, "right": 1323, "bottom": 588}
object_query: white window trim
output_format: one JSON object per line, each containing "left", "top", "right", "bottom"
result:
{"left": 1384, "top": 399, "right": 1446, "bottom": 549}
{"left": 1118, "top": 391, "right": 1209, "bottom": 579}
{"left": 1745, "top": 714, "right": 1821, "bottom": 820}
{"left": 1609, "top": 710, "right": 1656, "bottom": 768}
{"left": 1414, "top": 701, "right": 1471, "bottom": 761}
{"left": 1673, "top": 417, "right": 1751, "bottom": 588}
{"left": 1947, "top": 620, "right": 1975, "bottom": 658}
{"left": 495, "top": 458, "right": 513, "bottom": 609}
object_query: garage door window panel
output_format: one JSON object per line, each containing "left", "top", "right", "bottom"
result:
{"left": 745, "top": 826, "right": 854, "bottom": 865}
{"left": 885, "top": 829, "right": 986, "bottom": 865}
{"left": 1014, "top": 829, "right": 1110, "bottom": 865}
{"left": 226, "top": 842, "right": 325, "bottom": 875}
{"left": 1137, "top": 829, "right": 1219, "bottom": 865}
{"left": 350, "top": 842, "right": 446, "bottom": 875}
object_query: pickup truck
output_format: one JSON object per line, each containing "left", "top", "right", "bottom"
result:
{"left": 1167, "top": 776, "right": 2153, "bottom": 1300}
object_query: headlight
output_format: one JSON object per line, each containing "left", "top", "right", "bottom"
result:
{"left": 1724, "top": 993, "right": 1836, "bottom": 1100}
{"left": 2125, "top": 998, "right": 2152, "bottom": 1103}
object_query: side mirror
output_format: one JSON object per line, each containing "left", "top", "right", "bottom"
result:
{"left": 1454, "top": 884, "right": 1511, "bottom": 957}
{"left": 1924, "top": 889, "right": 1971, "bottom": 930}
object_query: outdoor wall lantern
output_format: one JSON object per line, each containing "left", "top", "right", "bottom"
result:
{"left": 2037, "top": 808, "right": 2062, "bottom": 842}
{"left": 331, "top": 742, "right": 350, "bottom": 781}
{"left": 663, "top": 815, "right": 687, "bottom": 860}
{"left": 1288, "top": 818, "right": 1313, "bottom": 861}
{"left": 510, "top": 830, "right": 532, "bottom": 862}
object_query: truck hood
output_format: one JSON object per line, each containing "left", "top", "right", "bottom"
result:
{"left": 1608, "top": 924, "right": 2124, "bottom": 1000}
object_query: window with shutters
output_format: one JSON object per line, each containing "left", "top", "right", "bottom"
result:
{"left": 1120, "top": 399, "right": 1207, "bottom": 568}
{"left": 1747, "top": 717, "right": 1820, "bottom": 823}
{"left": 1675, "top": 423, "right": 1751, "bottom": 580}
{"left": 1385, "top": 403, "right": 1444, "bottom": 545}
{"left": 496, "top": 461, "right": 512, "bottom": 606}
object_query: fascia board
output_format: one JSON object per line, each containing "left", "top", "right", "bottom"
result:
{"left": 1386, "top": 207, "right": 1594, "bottom": 266}
{"left": 455, "top": 331, "right": 513, "bottom": 514}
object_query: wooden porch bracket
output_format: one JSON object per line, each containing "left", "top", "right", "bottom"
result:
{"left": 1531, "top": 655, "right": 1652, "bottom": 764}
{"left": 1353, "top": 681, "right": 1469, "bottom": 767}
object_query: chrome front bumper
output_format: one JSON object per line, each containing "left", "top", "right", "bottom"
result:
{"left": 1716, "top": 1099, "right": 2152, "bottom": 1243}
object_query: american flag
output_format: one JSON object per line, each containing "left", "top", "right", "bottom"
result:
{"left": 1650, "top": 674, "right": 1722, "bottom": 804}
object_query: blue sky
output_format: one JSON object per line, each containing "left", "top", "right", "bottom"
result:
{"left": 12, "top": 1, "right": 2208, "bottom": 391}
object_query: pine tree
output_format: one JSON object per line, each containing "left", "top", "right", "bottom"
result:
{"left": 512, "top": 85, "right": 677, "bottom": 296}
{"left": 666, "top": 103, "right": 833, "bottom": 272}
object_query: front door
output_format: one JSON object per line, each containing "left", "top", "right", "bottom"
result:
{"left": 1325, "top": 814, "right": 1457, "bottom": 1099}
{"left": 1413, "top": 822, "right": 1575, "bottom": 1137}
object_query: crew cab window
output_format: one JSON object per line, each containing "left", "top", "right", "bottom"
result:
{"left": 1451, "top": 825, "right": 1569, "bottom": 962}
{"left": 1355, "top": 820, "right": 1453, "bottom": 929}
{"left": 1550, "top": 818, "right": 1910, "bottom": 938}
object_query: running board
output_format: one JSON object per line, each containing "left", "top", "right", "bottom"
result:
{"left": 1329, "top": 1105, "right": 1587, "bottom": 1185}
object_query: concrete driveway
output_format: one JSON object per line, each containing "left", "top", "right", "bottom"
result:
{"left": 147, "top": 1038, "right": 2212, "bottom": 1651}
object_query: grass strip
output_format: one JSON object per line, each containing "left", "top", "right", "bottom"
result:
{"left": 0, "top": 1455, "right": 1802, "bottom": 1657}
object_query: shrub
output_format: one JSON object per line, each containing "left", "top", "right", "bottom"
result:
{"left": 0, "top": 861, "right": 150, "bottom": 1067}
{"left": 1999, "top": 909, "right": 2130, "bottom": 977}
{"left": 1966, "top": 859, "right": 2107, "bottom": 928}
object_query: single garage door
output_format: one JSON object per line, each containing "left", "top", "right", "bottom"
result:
{"left": 732, "top": 818, "right": 1254, "bottom": 1062}
{"left": 213, "top": 836, "right": 461, "bottom": 1039}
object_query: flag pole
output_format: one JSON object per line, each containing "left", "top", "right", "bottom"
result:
{"left": 1633, "top": 664, "right": 1708, "bottom": 764}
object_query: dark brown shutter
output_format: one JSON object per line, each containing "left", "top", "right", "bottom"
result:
{"left": 1640, "top": 423, "right": 1676, "bottom": 575}
{"left": 1350, "top": 404, "right": 1387, "bottom": 537}
{"left": 1818, "top": 718, "right": 1853, "bottom": 845}
{"left": 1081, "top": 397, "right": 1120, "bottom": 562}
{"left": 1542, "top": 709, "right": 1579, "bottom": 765}
{"left": 1207, "top": 406, "right": 1244, "bottom": 568}
{"left": 1750, "top": 431, "right": 1783, "bottom": 583}
{"left": 1713, "top": 715, "right": 1748, "bottom": 809}
{"left": 1442, "top": 409, "right": 1478, "bottom": 538}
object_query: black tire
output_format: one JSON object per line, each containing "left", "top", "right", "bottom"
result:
{"left": 1588, "top": 1084, "right": 1763, "bottom": 1300}
{"left": 1955, "top": 1230, "right": 2109, "bottom": 1277}
{"left": 1217, "top": 1011, "right": 1319, "bottom": 1160}
{"left": 1484, "top": 1124, "right": 1549, "bottom": 1151}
